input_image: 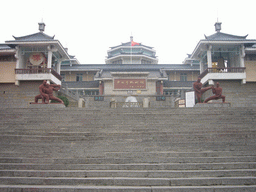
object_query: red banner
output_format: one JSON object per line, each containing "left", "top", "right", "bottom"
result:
{"left": 114, "top": 79, "right": 146, "bottom": 89}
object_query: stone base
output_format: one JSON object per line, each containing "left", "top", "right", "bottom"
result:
{"left": 29, "top": 103, "right": 66, "bottom": 108}
{"left": 195, "top": 102, "right": 231, "bottom": 108}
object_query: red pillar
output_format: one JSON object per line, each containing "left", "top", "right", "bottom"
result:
{"left": 160, "top": 81, "right": 163, "bottom": 95}
{"left": 99, "top": 81, "right": 104, "bottom": 95}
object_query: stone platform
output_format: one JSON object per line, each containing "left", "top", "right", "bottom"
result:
{"left": 29, "top": 103, "right": 65, "bottom": 108}
{"left": 195, "top": 102, "right": 231, "bottom": 108}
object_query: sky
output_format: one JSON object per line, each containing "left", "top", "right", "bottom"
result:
{"left": 1, "top": 0, "right": 256, "bottom": 64}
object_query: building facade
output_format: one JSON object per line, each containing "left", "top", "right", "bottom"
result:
{"left": 0, "top": 23, "right": 70, "bottom": 107}
{"left": 1, "top": 22, "right": 256, "bottom": 108}
{"left": 60, "top": 36, "right": 199, "bottom": 108}
{"left": 190, "top": 22, "right": 256, "bottom": 106}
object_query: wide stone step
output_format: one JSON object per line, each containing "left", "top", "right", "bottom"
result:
{"left": 0, "top": 132, "right": 255, "bottom": 144}
{"left": 1, "top": 176, "right": 256, "bottom": 186}
{"left": 1, "top": 146, "right": 255, "bottom": 159}
{"left": 1, "top": 169, "right": 255, "bottom": 178}
{"left": 0, "top": 185, "right": 256, "bottom": 192}
{"left": 0, "top": 156, "right": 255, "bottom": 164}
{"left": 1, "top": 162, "right": 256, "bottom": 170}
{"left": 1, "top": 150, "right": 256, "bottom": 158}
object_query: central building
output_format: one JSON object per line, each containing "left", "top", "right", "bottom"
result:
{"left": 61, "top": 36, "right": 199, "bottom": 99}
{"left": 95, "top": 36, "right": 163, "bottom": 95}
{"left": 105, "top": 36, "right": 158, "bottom": 64}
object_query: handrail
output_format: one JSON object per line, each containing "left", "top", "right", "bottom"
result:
{"left": 59, "top": 83, "right": 80, "bottom": 101}
{"left": 15, "top": 68, "right": 62, "bottom": 81}
{"left": 111, "top": 102, "right": 143, "bottom": 108}
{"left": 198, "top": 67, "right": 246, "bottom": 79}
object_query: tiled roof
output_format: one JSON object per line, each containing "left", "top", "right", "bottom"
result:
{"left": 204, "top": 32, "right": 248, "bottom": 41}
{"left": 110, "top": 41, "right": 153, "bottom": 49}
{"left": 7, "top": 32, "right": 55, "bottom": 42}
{"left": 0, "top": 44, "right": 12, "bottom": 50}
{"left": 61, "top": 64, "right": 200, "bottom": 72}
{"left": 62, "top": 81, "right": 99, "bottom": 88}
{"left": 95, "top": 70, "right": 166, "bottom": 79}
{"left": 107, "top": 52, "right": 157, "bottom": 58}
{"left": 164, "top": 81, "right": 194, "bottom": 88}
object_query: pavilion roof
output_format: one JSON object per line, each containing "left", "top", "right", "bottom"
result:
{"left": 110, "top": 41, "right": 153, "bottom": 49}
{"left": 7, "top": 32, "right": 55, "bottom": 42}
{"left": 204, "top": 32, "right": 248, "bottom": 41}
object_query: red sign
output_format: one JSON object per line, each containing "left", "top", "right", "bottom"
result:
{"left": 114, "top": 79, "right": 146, "bottom": 89}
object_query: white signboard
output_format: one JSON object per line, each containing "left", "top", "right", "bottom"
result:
{"left": 186, "top": 91, "right": 195, "bottom": 107}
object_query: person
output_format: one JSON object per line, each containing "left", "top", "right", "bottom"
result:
{"left": 204, "top": 82, "right": 225, "bottom": 103}
{"left": 34, "top": 80, "right": 63, "bottom": 104}
{"left": 193, "top": 77, "right": 212, "bottom": 103}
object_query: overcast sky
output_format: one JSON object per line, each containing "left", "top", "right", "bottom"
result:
{"left": 1, "top": 0, "right": 256, "bottom": 64}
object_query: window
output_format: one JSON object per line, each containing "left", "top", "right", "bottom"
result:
{"left": 163, "top": 90, "right": 179, "bottom": 96}
{"left": 112, "top": 60, "right": 122, "bottom": 64}
{"left": 76, "top": 74, "right": 83, "bottom": 81}
{"left": 60, "top": 74, "right": 65, "bottom": 82}
{"left": 141, "top": 59, "right": 151, "bottom": 64}
{"left": 180, "top": 73, "right": 187, "bottom": 81}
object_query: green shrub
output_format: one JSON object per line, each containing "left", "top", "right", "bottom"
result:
{"left": 51, "top": 96, "right": 69, "bottom": 107}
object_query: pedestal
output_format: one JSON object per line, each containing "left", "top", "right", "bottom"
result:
{"left": 29, "top": 103, "right": 66, "bottom": 108}
{"left": 195, "top": 102, "right": 231, "bottom": 108}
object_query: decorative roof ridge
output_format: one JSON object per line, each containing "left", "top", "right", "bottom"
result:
{"left": 204, "top": 32, "right": 248, "bottom": 40}
{"left": 12, "top": 32, "right": 55, "bottom": 41}
{"left": 110, "top": 41, "right": 153, "bottom": 49}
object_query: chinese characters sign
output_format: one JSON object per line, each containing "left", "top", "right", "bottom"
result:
{"left": 114, "top": 79, "right": 146, "bottom": 89}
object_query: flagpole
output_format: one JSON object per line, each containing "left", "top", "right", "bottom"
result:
{"left": 130, "top": 35, "right": 132, "bottom": 64}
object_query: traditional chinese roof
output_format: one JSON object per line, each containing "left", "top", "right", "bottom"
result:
{"left": 190, "top": 22, "right": 256, "bottom": 60}
{"left": 0, "top": 44, "right": 12, "bottom": 50}
{"left": 110, "top": 41, "right": 153, "bottom": 49}
{"left": 8, "top": 32, "right": 55, "bottom": 42}
{"left": 106, "top": 37, "right": 157, "bottom": 61}
{"left": 62, "top": 81, "right": 99, "bottom": 89}
{"left": 4, "top": 23, "right": 70, "bottom": 60}
{"left": 61, "top": 64, "right": 200, "bottom": 72}
{"left": 204, "top": 32, "right": 248, "bottom": 41}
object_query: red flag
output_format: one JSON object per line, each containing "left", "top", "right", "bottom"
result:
{"left": 131, "top": 41, "right": 140, "bottom": 46}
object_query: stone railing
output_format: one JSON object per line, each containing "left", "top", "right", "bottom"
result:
{"left": 110, "top": 102, "right": 143, "bottom": 108}
{"left": 199, "top": 67, "right": 246, "bottom": 79}
{"left": 59, "top": 83, "right": 80, "bottom": 101}
{"left": 15, "top": 68, "right": 62, "bottom": 81}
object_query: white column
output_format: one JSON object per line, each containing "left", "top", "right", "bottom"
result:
{"left": 47, "top": 50, "right": 52, "bottom": 68}
{"left": 207, "top": 45, "right": 212, "bottom": 68}
{"left": 199, "top": 60, "right": 204, "bottom": 74}
{"left": 15, "top": 46, "right": 20, "bottom": 69}
{"left": 240, "top": 45, "right": 245, "bottom": 67}
{"left": 56, "top": 59, "right": 62, "bottom": 74}
{"left": 15, "top": 46, "right": 20, "bottom": 86}
{"left": 240, "top": 45, "right": 246, "bottom": 84}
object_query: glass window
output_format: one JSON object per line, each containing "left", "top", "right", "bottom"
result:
{"left": 141, "top": 59, "right": 151, "bottom": 64}
{"left": 76, "top": 74, "right": 83, "bottom": 81}
{"left": 112, "top": 60, "right": 122, "bottom": 64}
{"left": 180, "top": 73, "right": 187, "bottom": 81}
{"left": 60, "top": 74, "right": 65, "bottom": 82}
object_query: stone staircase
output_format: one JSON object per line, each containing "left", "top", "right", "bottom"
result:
{"left": 0, "top": 107, "right": 255, "bottom": 191}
